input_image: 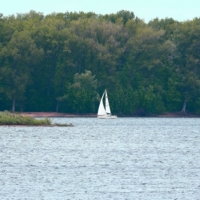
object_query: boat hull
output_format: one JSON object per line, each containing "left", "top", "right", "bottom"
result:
{"left": 97, "top": 115, "right": 117, "bottom": 119}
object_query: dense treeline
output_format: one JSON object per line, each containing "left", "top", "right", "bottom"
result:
{"left": 0, "top": 10, "right": 200, "bottom": 115}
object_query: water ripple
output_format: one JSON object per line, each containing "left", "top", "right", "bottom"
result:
{"left": 0, "top": 117, "right": 200, "bottom": 199}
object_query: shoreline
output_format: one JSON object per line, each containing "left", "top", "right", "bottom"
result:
{"left": 20, "top": 112, "right": 97, "bottom": 118}
{"left": 19, "top": 112, "right": 200, "bottom": 118}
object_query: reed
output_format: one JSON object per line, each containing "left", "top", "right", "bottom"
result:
{"left": 0, "top": 111, "right": 51, "bottom": 125}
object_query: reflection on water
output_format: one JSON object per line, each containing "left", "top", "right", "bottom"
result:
{"left": 0, "top": 118, "right": 200, "bottom": 199}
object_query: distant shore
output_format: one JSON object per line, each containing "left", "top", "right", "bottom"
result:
{"left": 152, "top": 112, "right": 200, "bottom": 118}
{"left": 20, "top": 112, "right": 97, "bottom": 118}
{"left": 19, "top": 112, "right": 200, "bottom": 118}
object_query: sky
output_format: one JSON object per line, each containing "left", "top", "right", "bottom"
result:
{"left": 1, "top": 0, "right": 199, "bottom": 22}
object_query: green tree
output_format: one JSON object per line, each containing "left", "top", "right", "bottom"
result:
{"left": 173, "top": 19, "right": 200, "bottom": 113}
{"left": 0, "top": 30, "right": 43, "bottom": 112}
{"left": 61, "top": 70, "right": 98, "bottom": 113}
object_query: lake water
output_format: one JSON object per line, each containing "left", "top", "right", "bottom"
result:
{"left": 0, "top": 117, "right": 200, "bottom": 200}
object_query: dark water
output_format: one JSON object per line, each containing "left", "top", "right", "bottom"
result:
{"left": 0, "top": 118, "right": 200, "bottom": 200}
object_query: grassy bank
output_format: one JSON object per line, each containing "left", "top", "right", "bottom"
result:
{"left": 0, "top": 111, "right": 73, "bottom": 126}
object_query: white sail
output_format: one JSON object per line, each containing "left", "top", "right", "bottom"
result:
{"left": 97, "top": 90, "right": 117, "bottom": 119}
{"left": 97, "top": 92, "right": 106, "bottom": 116}
{"left": 105, "top": 90, "right": 111, "bottom": 114}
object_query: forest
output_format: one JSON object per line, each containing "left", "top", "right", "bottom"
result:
{"left": 0, "top": 10, "right": 200, "bottom": 115}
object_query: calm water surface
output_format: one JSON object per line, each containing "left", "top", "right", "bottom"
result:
{"left": 0, "top": 117, "right": 200, "bottom": 200}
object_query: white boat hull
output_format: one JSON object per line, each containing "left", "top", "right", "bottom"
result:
{"left": 97, "top": 115, "right": 117, "bottom": 119}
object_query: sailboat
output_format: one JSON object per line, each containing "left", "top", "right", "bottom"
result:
{"left": 97, "top": 90, "right": 117, "bottom": 119}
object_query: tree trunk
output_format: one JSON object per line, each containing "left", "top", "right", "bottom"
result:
{"left": 181, "top": 101, "right": 187, "bottom": 113}
{"left": 12, "top": 97, "right": 16, "bottom": 113}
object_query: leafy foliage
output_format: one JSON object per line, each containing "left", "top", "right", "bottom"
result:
{"left": 0, "top": 11, "right": 200, "bottom": 115}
